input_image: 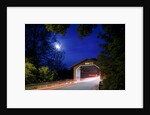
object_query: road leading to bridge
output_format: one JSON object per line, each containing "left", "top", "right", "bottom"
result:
{"left": 54, "top": 77, "right": 100, "bottom": 90}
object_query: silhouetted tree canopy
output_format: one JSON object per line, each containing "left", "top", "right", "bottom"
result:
{"left": 77, "top": 24, "right": 97, "bottom": 39}
{"left": 97, "top": 24, "right": 125, "bottom": 90}
{"left": 45, "top": 24, "right": 70, "bottom": 36}
{"left": 25, "top": 24, "right": 65, "bottom": 70}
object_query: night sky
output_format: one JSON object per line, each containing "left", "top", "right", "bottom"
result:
{"left": 55, "top": 24, "right": 104, "bottom": 69}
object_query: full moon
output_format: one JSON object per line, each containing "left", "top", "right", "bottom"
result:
{"left": 55, "top": 43, "right": 61, "bottom": 50}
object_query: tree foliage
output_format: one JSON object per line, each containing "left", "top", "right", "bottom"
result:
{"left": 25, "top": 62, "right": 38, "bottom": 84}
{"left": 25, "top": 24, "right": 67, "bottom": 84}
{"left": 25, "top": 58, "right": 58, "bottom": 84}
{"left": 45, "top": 24, "right": 70, "bottom": 35}
{"left": 77, "top": 24, "right": 97, "bottom": 39}
{"left": 97, "top": 24, "right": 125, "bottom": 90}
{"left": 38, "top": 66, "right": 58, "bottom": 82}
{"left": 25, "top": 24, "right": 50, "bottom": 67}
{"left": 25, "top": 24, "right": 65, "bottom": 70}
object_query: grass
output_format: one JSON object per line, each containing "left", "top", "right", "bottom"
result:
{"left": 25, "top": 79, "right": 73, "bottom": 90}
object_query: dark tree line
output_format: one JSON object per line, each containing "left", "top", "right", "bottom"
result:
{"left": 97, "top": 25, "right": 125, "bottom": 90}
{"left": 25, "top": 24, "right": 69, "bottom": 84}
{"left": 25, "top": 24, "right": 65, "bottom": 70}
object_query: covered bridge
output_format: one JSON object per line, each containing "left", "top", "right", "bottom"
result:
{"left": 70, "top": 59, "right": 100, "bottom": 81}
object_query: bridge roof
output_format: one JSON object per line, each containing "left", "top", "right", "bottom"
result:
{"left": 70, "top": 58, "right": 98, "bottom": 68}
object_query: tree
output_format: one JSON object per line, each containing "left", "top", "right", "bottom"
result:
{"left": 75, "top": 24, "right": 125, "bottom": 90}
{"left": 38, "top": 66, "right": 58, "bottom": 82}
{"left": 25, "top": 24, "right": 65, "bottom": 70}
{"left": 97, "top": 24, "right": 125, "bottom": 90}
{"left": 45, "top": 24, "right": 70, "bottom": 35}
{"left": 25, "top": 24, "right": 51, "bottom": 67}
{"left": 25, "top": 61, "right": 38, "bottom": 84}
{"left": 77, "top": 24, "right": 97, "bottom": 39}
{"left": 47, "top": 49, "right": 66, "bottom": 70}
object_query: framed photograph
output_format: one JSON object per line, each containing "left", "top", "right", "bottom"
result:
{"left": 1, "top": 0, "right": 149, "bottom": 112}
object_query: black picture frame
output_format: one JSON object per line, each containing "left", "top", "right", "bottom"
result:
{"left": 0, "top": 0, "right": 149, "bottom": 113}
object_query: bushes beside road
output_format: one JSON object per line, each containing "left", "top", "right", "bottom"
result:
{"left": 25, "top": 61, "right": 58, "bottom": 84}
